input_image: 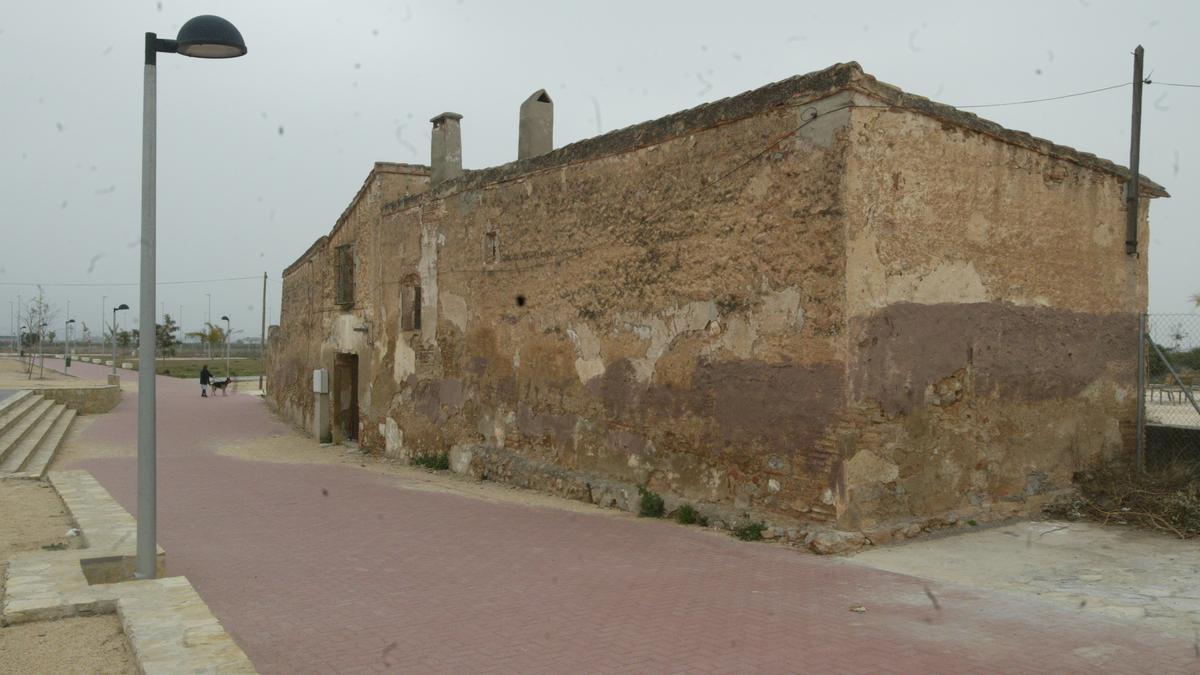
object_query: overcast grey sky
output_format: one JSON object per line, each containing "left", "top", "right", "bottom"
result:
{"left": 1, "top": 0, "right": 1196, "bottom": 341}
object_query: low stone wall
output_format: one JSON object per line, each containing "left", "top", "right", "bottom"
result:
{"left": 34, "top": 385, "right": 121, "bottom": 414}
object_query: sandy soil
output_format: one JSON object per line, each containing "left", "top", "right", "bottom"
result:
{"left": 851, "top": 519, "right": 1200, "bottom": 639}
{"left": 0, "top": 615, "right": 135, "bottom": 674}
{"left": 0, "top": 480, "right": 78, "bottom": 560}
{"left": 0, "top": 481, "right": 134, "bottom": 675}
{"left": 0, "top": 480, "right": 79, "bottom": 608}
{"left": 0, "top": 357, "right": 75, "bottom": 388}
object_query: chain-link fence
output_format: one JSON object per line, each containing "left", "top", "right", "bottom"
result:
{"left": 1140, "top": 313, "right": 1200, "bottom": 465}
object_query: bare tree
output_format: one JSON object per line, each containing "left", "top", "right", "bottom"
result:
{"left": 20, "top": 288, "right": 58, "bottom": 378}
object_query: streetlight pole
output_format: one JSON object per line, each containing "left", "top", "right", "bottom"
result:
{"left": 221, "top": 315, "right": 231, "bottom": 378}
{"left": 138, "top": 16, "right": 247, "bottom": 580}
{"left": 205, "top": 293, "right": 212, "bottom": 359}
{"left": 66, "top": 318, "right": 75, "bottom": 369}
{"left": 112, "top": 304, "right": 129, "bottom": 377}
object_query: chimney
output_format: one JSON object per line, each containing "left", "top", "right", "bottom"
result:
{"left": 518, "top": 90, "right": 553, "bottom": 160}
{"left": 430, "top": 112, "right": 463, "bottom": 186}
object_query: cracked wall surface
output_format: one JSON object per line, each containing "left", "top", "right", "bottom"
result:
{"left": 837, "top": 93, "right": 1157, "bottom": 530}
{"left": 269, "top": 63, "right": 1162, "bottom": 532}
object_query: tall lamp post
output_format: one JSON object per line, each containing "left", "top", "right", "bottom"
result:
{"left": 138, "top": 16, "right": 247, "bottom": 580}
{"left": 65, "top": 318, "right": 76, "bottom": 369}
{"left": 221, "top": 315, "right": 231, "bottom": 378}
{"left": 112, "top": 304, "right": 129, "bottom": 376}
{"left": 205, "top": 293, "right": 212, "bottom": 359}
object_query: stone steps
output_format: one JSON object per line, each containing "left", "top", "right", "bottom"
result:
{"left": 0, "top": 391, "right": 38, "bottom": 441}
{"left": 0, "top": 394, "right": 76, "bottom": 478}
{"left": 18, "top": 408, "right": 77, "bottom": 479}
{"left": 0, "top": 397, "right": 56, "bottom": 470}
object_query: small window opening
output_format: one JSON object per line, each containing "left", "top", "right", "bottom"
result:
{"left": 516, "top": 295, "right": 526, "bottom": 307}
{"left": 413, "top": 285, "right": 422, "bottom": 329}
{"left": 401, "top": 276, "right": 422, "bottom": 331}
{"left": 335, "top": 245, "right": 354, "bottom": 305}
{"left": 485, "top": 232, "right": 499, "bottom": 263}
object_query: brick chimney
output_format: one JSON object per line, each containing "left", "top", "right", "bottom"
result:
{"left": 518, "top": 90, "right": 553, "bottom": 160}
{"left": 430, "top": 112, "right": 463, "bottom": 186}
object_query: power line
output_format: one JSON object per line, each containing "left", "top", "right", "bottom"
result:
{"left": 1149, "top": 80, "right": 1200, "bottom": 89}
{"left": 0, "top": 275, "right": 262, "bottom": 288}
{"left": 953, "top": 82, "right": 1130, "bottom": 109}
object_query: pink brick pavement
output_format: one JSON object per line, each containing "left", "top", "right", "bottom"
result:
{"left": 38, "top": 357, "right": 1200, "bottom": 673}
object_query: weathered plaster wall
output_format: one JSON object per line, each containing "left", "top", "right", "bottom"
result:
{"left": 360, "top": 89, "right": 856, "bottom": 520}
{"left": 269, "top": 164, "right": 430, "bottom": 439}
{"left": 269, "top": 63, "right": 1164, "bottom": 536}
{"left": 836, "top": 96, "right": 1158, "bottom": 530}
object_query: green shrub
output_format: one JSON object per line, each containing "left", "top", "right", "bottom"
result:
{"left": 733, "top": 521, "right": 766, "bottom": 541}
{"left": 412, "top": 452, "right": 450, "bottom": 471}
{"left": 676, "top": 503, "right": 698, "bottom": 525}
{"left": 638, "top": 486, "right": 665, "bottom": 518}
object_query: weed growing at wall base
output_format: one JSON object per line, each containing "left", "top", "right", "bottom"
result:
{"left": 638, "top": 486, "right": 664, "bottom": 518}
{"left": 733, "top": 521, "right": 767, "bottom": 541}
{"left": 412, "top": 452, "right": 450, "bottom": 471}
{"left": 676, "top": 503, "right": 698, "bottom": 524}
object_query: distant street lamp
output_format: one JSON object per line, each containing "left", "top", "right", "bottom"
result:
{"left": 65, "top": 318, "right": 76, "bottom": 369}
{"left": 137, "top": 15, "right": 247, "bottom": 581}
{"left": 113, "top": 304, "right": 129, "bottom": 376}
{"left": 206, "top": 293, "right": 212, "bottom": 359}
{"left": 221, "top": 315, "right": 231, "bottom": 378}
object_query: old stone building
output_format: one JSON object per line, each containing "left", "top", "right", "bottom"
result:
{"left": 268, "top": 62, "right": 1166, "bottom": 538}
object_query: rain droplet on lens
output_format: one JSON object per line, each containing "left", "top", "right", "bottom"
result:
{"left": 277, "top": 125, "right": 284, "bottom": 136}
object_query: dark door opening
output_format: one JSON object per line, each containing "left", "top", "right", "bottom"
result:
{"left": 334, "top": 353, "right": 359, "bottom": 442}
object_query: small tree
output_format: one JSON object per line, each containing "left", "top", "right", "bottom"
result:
{"left": 186, "top": 323, "right": 227, "bottom": 354}
{"left": 156, "top": 314, "right": 180, "bottom": 357}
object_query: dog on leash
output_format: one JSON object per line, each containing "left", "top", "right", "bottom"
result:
{"left": 210, "top": 377, "right": 234, "bottom": 396}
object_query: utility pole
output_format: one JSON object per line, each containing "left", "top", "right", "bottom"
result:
{"left": 206, "top": 293, "right": 212, "bottom": 359}
{"left": 259, "top": 271, "right": 266, "bottom": 392}
{"left": 1125, "top": 45, "right": 1144, "bottom": 256}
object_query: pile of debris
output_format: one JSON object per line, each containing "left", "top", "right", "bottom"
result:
{"left": 1048, "top": 456, "right": 1200, "bottom": 539}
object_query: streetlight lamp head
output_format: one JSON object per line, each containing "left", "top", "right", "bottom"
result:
{"left": 221, "top": 315, "right": 229, "bottom": 322}
{"left": 67, "top": 319, "right": 76, "bottom": 324}
{"left": 175, "top": 15, "right": 247, "bottom": 59}
{"left": 116, "top": 304, "right": 130, "bottom": 311}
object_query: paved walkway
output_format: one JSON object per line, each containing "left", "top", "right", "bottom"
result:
{"left": 37, "top": 358, "right": 1200, "bottom": 673}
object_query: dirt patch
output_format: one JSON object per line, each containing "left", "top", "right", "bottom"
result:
{"left": 0, "top": 356, "right": 75, "bottom": 388}
{"left": 0, "top": 480, "right": 80, "bottom": 604}
{"left": 0, "top": 480, "right": 77, "bottom": 559}
{"left": 0, "top": 615, "right": 135, "bottom": 674}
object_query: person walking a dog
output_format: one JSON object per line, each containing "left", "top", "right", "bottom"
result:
{"left": 200, "top": 364, "right": 212, "bottom": 398}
